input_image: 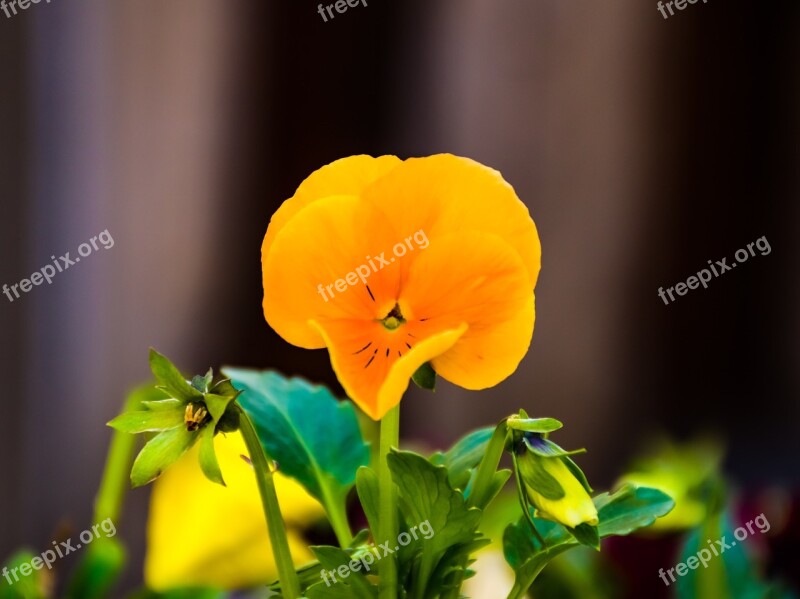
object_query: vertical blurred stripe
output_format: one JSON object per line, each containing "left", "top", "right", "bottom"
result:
{"left": 15, "top": 0, "right": 242, "bottom": 581}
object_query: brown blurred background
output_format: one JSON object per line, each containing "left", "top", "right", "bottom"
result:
{"left": 0, "top": 0, "right": 798, "bottom": 594}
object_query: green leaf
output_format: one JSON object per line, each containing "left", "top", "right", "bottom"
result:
{"left": 198, "top": 426, "right": 225, "bottom": 486}
{"left": 107, "top": 408, "right": 184, "bottom": 433}
{"left": 503, "top": 484, "right": 675, "bottom": 597}
{"left": 190, "top": 368, "right": 213, "bottom": 393}
{"left": 567, "top": 523, "right": 600, "bottom": 550}
{"left": 387, "top": 450, "right": 484, "bottom": 595}
{"left": 130, "top": 426, "right": 196, "bottom": 487}
{"left": 141, "top": 398, "right": 182, "bottom": 411}
{"left": 223, "top": 368, "right": 370, "bottom": 515}
{"left": 430, "top": 426, "right": 493, "bottom": 491}
{"left": 411, "top": 362, "right": 436, "bottom": 390}
{"left": 65, "top": 537, "right": 126, "bottom": 599}
{"left": 507, "top": 416, "right": 563, "bottom": 433}
{"left": 148, "top": 348, "right": 203, "bottom": 403}
{"left": 595, "top": 484, "right": 675, "bottom": 537}
{"left": 355, "top": 466, "right": 380, "bottom": 535}
{"left": 522, "top": 436, "right": 586, "bottom": 458}
{"left": 126, "top": 589, "right": 227, "bottom": 599}
{"left": 0, "top": 551, "right": 46, "bottom": 599}
{"left": 675, "top": 510, "right": 782, "bottom": 599}
{"left": 306, "top": 545, "right": 377, "bottom": 598}
{"left": 203, "top": 392, "right": 237, "bottom": 423}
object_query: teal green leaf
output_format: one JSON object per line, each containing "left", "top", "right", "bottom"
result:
{"left": 411, "top": 362, "right": 436, "bottom": 390}
{"left": 190, "top": 368, "right": 213, "bottom": 393}
{"left": 130, "top": 426, "right": 196, "bottom": 487}
{"left": 148, "top": 348, "right": 203, "bottom": 403}
{"left": 65, "top": 537, "right": 126, "bottom": 599}
{"left": 567, "top": 523, "right": 600, "bottom": 550}
{"left": 595, "top": 484, "right": 675, "bottom": 537}
{"left": 107, "top": 409, "right": 183, "bottom": 433}
{"left": 387, "top": 450, "right": 483, "bottom": 595}
{"left": 430, "top": 426, "right": 493, "bottom": 491}
{"left": 198, "top": 426, "right": 225, "bottom": 486}
{"left": 223, "top": 368, "right": 370, "bottom": 511}
{"left": 675, "top": 510, "right": 783, "bottom": 599}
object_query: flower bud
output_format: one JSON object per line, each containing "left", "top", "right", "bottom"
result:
{"left": 516, "top": 433, "right": 598, "bottom": 529}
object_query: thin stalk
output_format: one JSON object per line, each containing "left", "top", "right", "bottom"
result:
{"left": 378, "top": 404, "right": 400, "bottom": 599}
{"left": 236, "top": 405, "right": 301, "bottom": 598}
{"left": 94, "top": 396, "right": 140, "bottom": 523}
{"left": 322, "top": 488, "right": 353, "bottom": 547}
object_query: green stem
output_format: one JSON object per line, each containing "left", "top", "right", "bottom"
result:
{"left": 467, "top": 420, "right": 508, "bottom": 509}
{"left": 442, "top": 421, "right": 510, "bottom": 599}
{"left": 322, "top": 489, "right": 354, "bottom": 547}
{"left": 378, "top": 404, "right": 400, "bottom": 599}
{"left": 237, "top": 405, "right": 301, "bottom": 598}
{"left": 94, "top": 396, "right": 140, "bottom": 523}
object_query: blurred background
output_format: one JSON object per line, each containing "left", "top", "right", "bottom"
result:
{"left": 0, "top": 0, "right": 798, "bottom": 596}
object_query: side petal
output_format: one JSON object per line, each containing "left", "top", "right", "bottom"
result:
{"left": 262, "top": 155, "right": 401, "bottom": 261}
{"left": 262, "top": 194, "right": 406, "bottom": 348}
{"left": 361, "top": 153, "right": 542, "bottom": 287}
{"left": 399, "top": 231, "right": 535, "bottom": 390}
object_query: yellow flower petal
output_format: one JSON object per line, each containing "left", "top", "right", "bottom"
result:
{"left": 262, "top": 155, "right": 401, "bottom": 264}
{"left": 145, "top": 431, "right": 323, "bottom": 591}
{"left": 362, "top": 154, "right": 541, "bottom": 286}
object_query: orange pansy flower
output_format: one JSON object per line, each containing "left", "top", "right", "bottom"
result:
{"left": 261, "top": 154, "right": 540, "bottom": 420}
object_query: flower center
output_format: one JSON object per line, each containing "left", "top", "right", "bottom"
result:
{"left": 380, "top": 304, "right": 405, "bottom": 331}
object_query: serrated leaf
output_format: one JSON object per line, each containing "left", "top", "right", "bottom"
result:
{"left": 307, "top": 546, "right": 378, "bottom": 598}
{"left": 149, "top": 349, "right": 203, "bottom": 402}
{"left": 223, "top": 368, "right": 370, "bottom": 518}
{"left": 107, "top": 409, "right": 184, "bottom": 433}
{"left": 411, "top": 361, "right": 436, "bottom": 390}
{"left": 130, "top": 426, "right": 196, "bottom": 487}
{"left": 387, "top": 450, "right": 483, "bottom": 595}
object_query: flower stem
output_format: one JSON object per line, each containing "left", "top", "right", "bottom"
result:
{"left": 94, "top": 396, "right": 140, "bottom": 523}
{"left": 378, "top": 404, "right": 400, "bottom": 599}
{"left": 467, "top": 420, "right": 508, "bottom": 509}
{"left": 323, "top": 489, "right": 354, "bottom": 548}
{"left": 236, "top": 405, "right": 301, "bottom": 598}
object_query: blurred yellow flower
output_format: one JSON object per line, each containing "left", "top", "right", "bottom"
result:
{"left": 145, "top": 431, "right": 324, "bottom": 591}
{"left": 261, "top": 154, "right": 540, "bottom": 419}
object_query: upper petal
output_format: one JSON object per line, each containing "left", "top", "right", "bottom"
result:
{"left": 361, "top": 154, "right": 541, "bottom": 286}
{"left": 262, "top": 155, "right": 401, "bottom": 261}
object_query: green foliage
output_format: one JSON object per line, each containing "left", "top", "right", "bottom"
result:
{"left": 411, "top": 362, "right": 436, "bottom": 391}
{"left": 503, "top": 484, "right": 675, "bottom": 598}
{"left": 65, "top": 538, "right": 126, "bottom": 599}
{"left": 429, "top": 427, "right": 493, "bottom": 492}
{"left": 223, "top": 368, "right": 370, "bottom": 531}
{"left": 0, "top": 551, "right": 47, "bottom": 599}
{"left": 109, "top": 350, "right": 240, "bottom": 487}
{"left": 387, "top": 450, "right": 485, "bottom": 598}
